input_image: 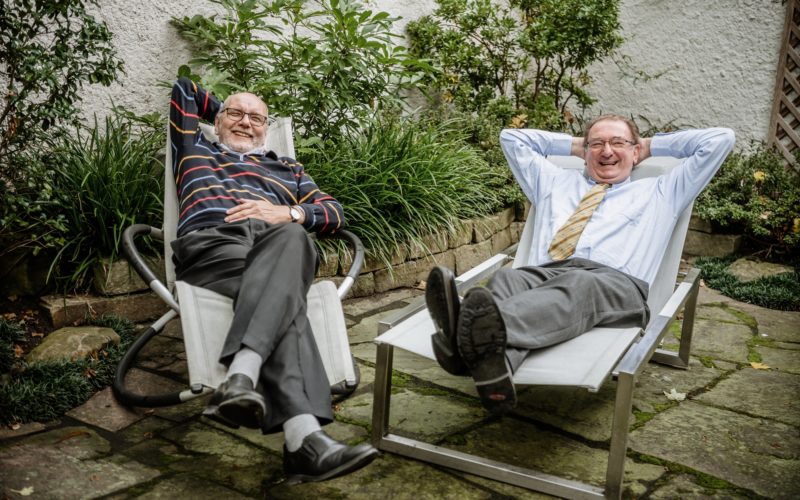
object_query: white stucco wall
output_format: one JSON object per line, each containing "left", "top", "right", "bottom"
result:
{"left": 586, "top": 0, "right": 785, "bottom": 145}
{"left": 76, "top": 0, "right": 784, "bottom": 146}
{"left": 78, "top": 0, "right": 435, "bottom": 121}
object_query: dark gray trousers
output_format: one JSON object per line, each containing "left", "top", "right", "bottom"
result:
{"left": 486, "top": 258, "right": 650, "bottom": 372}
{"left": 171, "top": 219, "right": 332, "bottom": 432}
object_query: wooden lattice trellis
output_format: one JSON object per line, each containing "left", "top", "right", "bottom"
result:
{"left": 768, "top": 0, "right": 800, "bottom": 172}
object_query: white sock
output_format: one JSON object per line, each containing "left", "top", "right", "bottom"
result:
{"left": 283, "top": 414, "right": 322, "bottom": 452}
{"left": 227, "top": 347, "right": 262, "bottom": 387}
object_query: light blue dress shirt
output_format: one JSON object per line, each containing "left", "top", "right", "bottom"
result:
{"left": 500, "top": 127, "right": 735, "bottom": 286}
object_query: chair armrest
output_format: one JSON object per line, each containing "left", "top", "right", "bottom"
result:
{"left": 122, "top": 224, "right": 178, "bottom": 311}
{"left": 377, "top": 253, "right": 512, "bottom": 334}
{"left": 317, "top": 229, "right": 364, "bottom": 300}
{"left": 615, "top": 267, "right": 701, "bottom": 377}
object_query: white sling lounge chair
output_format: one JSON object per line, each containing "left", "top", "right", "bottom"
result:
{"left": 114, "top": 117, "right": 362, "bottom": 407}
{"left": 370, "top": 155, "right": 700, "bottom": 499}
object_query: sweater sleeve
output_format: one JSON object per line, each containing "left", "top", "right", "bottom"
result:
{"left": 169, "top": 77, "right": 222, "bottom": 172}
{"left": 285, "top": 158, "right": 345, "bottom": 235}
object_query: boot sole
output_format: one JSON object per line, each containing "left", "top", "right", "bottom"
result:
{"left": 457, "top": 288, "right": 516, "bottom": 415}
{"left": 426, "top": 267, "right": 467, "bottom": 375}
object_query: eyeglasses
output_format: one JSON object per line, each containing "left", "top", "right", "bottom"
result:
{"left": 222, "top": 107, "right": 267, "bottom": 127}
{"left": 586, "top": 137, "right": 637, "bottom": 151}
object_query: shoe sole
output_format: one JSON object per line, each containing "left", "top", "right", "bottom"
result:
{"left": 218, "top": 393, "right": 267, "bottom": 429}
{"left": 457, "top": 288, "right": 516, "bottom": 415}
{"left": 284, "top": 447, "right": 379, "bottom": 485}
{"left": 202, "top": 405, "right": 240, "bottom": 429}
{"left": 426, "top": 267, "right": 467, "bottom": 375}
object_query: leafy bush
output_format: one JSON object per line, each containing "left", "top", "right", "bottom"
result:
{"left": 172, "top": 0, "right": 431, "bottom": 143}
{"left": 0, "top": 0, "right": 123, "bottom": 186}
{"left": 0, "top": 320, "right": 24, "bottom": 375}
{"left": 0, "top": 315, "right": 135, "bottom": 425}
{"left": 407, "top": 0, "right": 623, "bottom": 127}
{"left": 422, "top": 107, "right": 525, "bottom": 210}
{"left": 304, "top": 114, "right": 500, "bottom": 265}
{"left": 1, "top": 111, "right": 164, "bottom": 292}
{"left": 695, "top": 257, "right": 800, "bottom": 311}
{"left": 695, "top": 145, "right": 800, "bottom": 258}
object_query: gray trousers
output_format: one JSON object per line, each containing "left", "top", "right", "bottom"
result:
{"left": 170, "top": 219, "right": 332, "bottom": 432}
{"left": 487, "top": 258, "right": 650, "bottom": 372}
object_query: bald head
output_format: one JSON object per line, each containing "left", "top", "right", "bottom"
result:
{"left": 214, "top": 92, "right": 269, "bottom": 153}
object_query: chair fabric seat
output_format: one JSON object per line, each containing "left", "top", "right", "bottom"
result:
{"left": 177, "top": 279, "right": 356, "bottom": 390}
{"left": 375, "top": 302, "right": 641, "bottom": 392}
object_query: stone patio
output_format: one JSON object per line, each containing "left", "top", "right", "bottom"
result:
{"left": 1, "top": 284, "right": 798, "bottom": 499}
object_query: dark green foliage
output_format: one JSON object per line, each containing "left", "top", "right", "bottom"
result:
{"left": 304, "top": 115, "right": 500, "bottom": 265}
{"left": 0, "top": 320, "right": 25, "bottom": 375}
{"left": 1, "top": 111, "right": 165, "bottom": 292}
{"left": 0, "top": 315, "right": 135, "bottom": 425}
{"left": 0, "top": 0, "right": 125, "bottom": 292}
{"left": 0, "top": 0, "right": 123, "bottom": 185}
{"left": 172, "top": 0, "right": 432, "bottom": 143}
{"left": 696, "top": 257, "right": 800, "bottom": 311}
{"left": 422, "top": 107, "right": 525, "bottom": 210}
{"left": 407, "top": 0, "right": 623, "bottom": 126}
{"left": 695, "top": 145, "right": 800, "bottom": 258}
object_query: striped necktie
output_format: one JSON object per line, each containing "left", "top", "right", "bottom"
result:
{"left": 548, "top": 183, "right": 611, "bottom": 261}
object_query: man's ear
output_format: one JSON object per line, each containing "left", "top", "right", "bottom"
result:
{"left": 213, "top": 115, "right": 220, "bottom": 136}
{"left": 632, "top": 143, "right": 642, "bottom": 165}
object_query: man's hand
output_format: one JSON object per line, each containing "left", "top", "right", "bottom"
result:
{"left": 635, "top": 137, "right": 652, "bottom": 165}
{"left": 225, "top": 199, "right": 291, "bottom": 224}
{"left": 571, "top": 137, "right": 586, "bottom": 159}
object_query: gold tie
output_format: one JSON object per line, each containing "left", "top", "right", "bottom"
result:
{"left": 548, "top": 183, "right": 611, "bottom": 261}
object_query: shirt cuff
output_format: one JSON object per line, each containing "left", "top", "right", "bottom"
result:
{"left": 649, "top": 131, "right": 679, "bottom": 157}
{"left": 548, "top": 132, "right": 574, "bottom": 156}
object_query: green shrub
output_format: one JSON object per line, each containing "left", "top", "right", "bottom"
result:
{"left": 695, "top": 257, "right": 800, "bottom": 311}
{"left": 0, "top": 320, "right": 24, "bottom": 375}
{"left": 407, "top": 0, "right": 623, "bottom": 126}
{"left": 695, "top": 145, "right": 800, "bottom": 258}
{"left": 0, "top": 0, "right": 123, "bottom": 186}
{"left": 0, "top": 111, "right": 165, "bottom": 292}
{"left": 0, "top": 315, "right": 135, "bottom": 425}
{"left": 422, "top": 107, "right": 525, "bottom": 211}
{"left": 172, "top": 0, "right": 432, "bottom": 143}
{"left": 304, "top": 115, "right": 500, "bottom": 265}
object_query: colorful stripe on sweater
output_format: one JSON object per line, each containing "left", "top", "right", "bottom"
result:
{"left": 169, "top": 77, "right": 344, "bottom": 237}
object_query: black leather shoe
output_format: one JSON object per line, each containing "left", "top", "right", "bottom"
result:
{"left": 426, "top": 266, "right": 468, "bottom": 375}
{"left": 203, "top": 373, "right": 267, "bottom": 429}
{"left": 457, "top": 287, "right": 516, "bottom": 415}
{"left": 283, "top": 430, "right": 379, "bottom": 484}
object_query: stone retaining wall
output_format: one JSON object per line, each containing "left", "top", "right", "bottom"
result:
{"left": 317, "top": 206, "right": 526, "bottom": 298}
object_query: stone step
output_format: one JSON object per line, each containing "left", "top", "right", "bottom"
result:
{"left": 40, "top": 292, "right": 170, "bottom": 329}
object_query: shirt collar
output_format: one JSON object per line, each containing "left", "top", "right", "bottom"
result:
{"left": 216, "top": 142, "right": 277, "bottom": 160}
{"left": 582, "top": 171, "right": 632, "bottom": 189}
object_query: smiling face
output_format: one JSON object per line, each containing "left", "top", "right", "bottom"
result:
{"left": 584, "top": 118, "right": 641, "bottom": 184}
{"left": 214, "top": 92, "right": 268, "bottom": 153}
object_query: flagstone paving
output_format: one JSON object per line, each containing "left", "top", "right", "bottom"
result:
{"left": 1, "top": 285, "right": 798, "bottom": 499}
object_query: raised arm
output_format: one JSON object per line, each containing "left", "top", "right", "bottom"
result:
{"left": 500, "top": 129, "right": 573, "bottom": 203}
{"left": 652, "top": 128, "right": 735, "bottom": 215}
{"left": 169, "top": 77, "right": 221, "bottom": 155}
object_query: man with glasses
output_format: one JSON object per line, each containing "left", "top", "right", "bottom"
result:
{"left": 168, "top": 77, "right": 378, "bottom": 483}
{"left": 425, "top": 114, "right": 734, "bottom": 415}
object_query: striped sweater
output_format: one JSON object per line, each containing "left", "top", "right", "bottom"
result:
{"left": 170, "top": 77, "right": 344, "bottom": 237}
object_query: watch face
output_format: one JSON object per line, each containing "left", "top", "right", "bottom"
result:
{"left": 291, "top": 207, "right": 301, "bottom": 221}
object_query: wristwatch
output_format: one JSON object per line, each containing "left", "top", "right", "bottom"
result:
{"left": 289, "top": 205, "right": 303, "bottom": 223}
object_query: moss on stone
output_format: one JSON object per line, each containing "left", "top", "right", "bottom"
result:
{"left": 631, "top": 410, "right": 656, "bottom": 430}
{"left": 669, "top": 320, "right": 682, "bottom": 340}
{"left": 696, "top": 355, "right": 715, "bottom": 368}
